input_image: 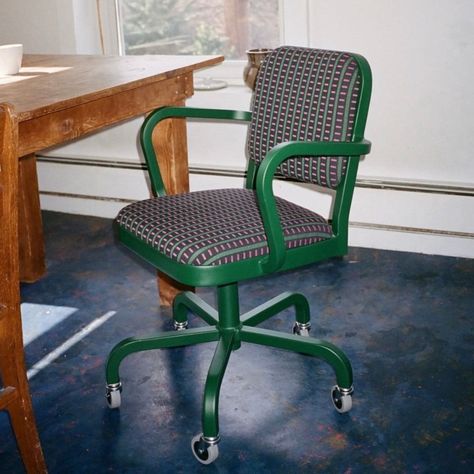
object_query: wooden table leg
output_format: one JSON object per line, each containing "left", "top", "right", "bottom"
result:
{"left": 18, "top": 154, "right": 46, "bottom": 282}
{"left": 152, "top": 103, "right": 194, "bottom": 306}
{"left": 1, "top": 104, "right": 48, "bottom": 473}
{"left": 3, "top": 348, "right": 48, "bottom": 473}
{"left": 157, "top": 271, "right": 194, "bottom": 307}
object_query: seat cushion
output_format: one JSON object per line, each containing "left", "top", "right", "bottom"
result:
{"left": 116, "top": 188, "right": 332, "bottom": 267}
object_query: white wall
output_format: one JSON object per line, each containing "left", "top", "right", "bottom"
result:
{"left": 1, "top": 0, "right": 473, "bottom": 258}
{"left": 308, "top": 0, "right": 474, "bottom": 185}
{"left": 0, "top": 0, "right": 103, "bottom": 54}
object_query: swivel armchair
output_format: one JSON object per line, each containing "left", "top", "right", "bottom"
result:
{"left": 105, "top": 46, "right": 372, "bottom": 464}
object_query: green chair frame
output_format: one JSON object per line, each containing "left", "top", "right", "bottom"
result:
{"left": 105, "top": 50, "right": 372, "bottom": 464}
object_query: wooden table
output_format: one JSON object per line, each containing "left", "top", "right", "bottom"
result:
{"left": 0, "top": 53, "right": 223, "bottom": 305}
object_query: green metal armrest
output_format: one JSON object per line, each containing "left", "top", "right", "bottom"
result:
{"left": 141, "top": 106, "right": 252, "bottom": 196}
{"left": 255, "top": 139, "right": 372, "bottom": 273}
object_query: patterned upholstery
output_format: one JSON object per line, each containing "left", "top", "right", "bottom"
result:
{"left": 116, "top": 189, "right": 332, "bottom": 267}
{"left": 247, "top": 46, "right": 361, "bottom": 189}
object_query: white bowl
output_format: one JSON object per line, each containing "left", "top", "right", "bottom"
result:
{"left": 0, "top": 44, "right": 23, "bottom": 75}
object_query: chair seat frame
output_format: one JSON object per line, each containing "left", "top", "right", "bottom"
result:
{"left": 117, "top": 106, "right": 370, "bottom": 287}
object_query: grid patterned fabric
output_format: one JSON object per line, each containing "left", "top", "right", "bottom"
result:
{"left": 116, "top": 189, "right": 332, "bottom": 267}
{"left": 247, "top": 46, "right": 361, "bottom": 189}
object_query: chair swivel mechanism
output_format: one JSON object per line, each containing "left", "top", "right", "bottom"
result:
{"left": 105, "top": 46, "right": 372, "bottom": 464}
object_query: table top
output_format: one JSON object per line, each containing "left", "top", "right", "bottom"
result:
{"left": 0, "top": 54, "right": 223, "bottom": 121}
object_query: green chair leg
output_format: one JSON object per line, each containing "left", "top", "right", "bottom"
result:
{"left": 240, "top": 291, "right": 310, "bottom": 328}
{"left": 105, "top": 326, "right": 219, "bottom": 386}
{"left": 201, "top": 330, "right": 236, "bottom": 440}
{"left": 173, "top": 291, "right": 219, "bottom": 329}
{"left": 240, "top": 326, "right": 353, "bottom": 389}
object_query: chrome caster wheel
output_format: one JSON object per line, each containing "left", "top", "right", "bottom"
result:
{"left": 293, "top": 321, "right": 311, "bottom": 337}
{"left": 173, "top": 320, "right": 188, "bottom": 331}
{"left": 191, "top": 434, "right": 219, "bottom": 465}
{"left": 331, "top": 385, "right": 353, "bottom": 413}
{"left": 106, "top": 382, "right": 122, "bottom": 409}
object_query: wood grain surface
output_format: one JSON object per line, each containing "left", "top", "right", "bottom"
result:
{"left": 0, "top": 103, "right": 48, "bottom": 473}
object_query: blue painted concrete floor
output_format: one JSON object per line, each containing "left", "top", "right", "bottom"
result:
{"left": 1, "top": 211, "right": 473, "bottom": 473}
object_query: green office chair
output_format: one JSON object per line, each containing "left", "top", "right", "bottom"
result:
{"left": 105, "top": 46, "right": 372, "bottom": 464}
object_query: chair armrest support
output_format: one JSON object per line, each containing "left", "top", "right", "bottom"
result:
{"left": 255, "top": 139, "right": 371, "bottom": 273}
{"left": 141, "top": 106, "right": 251, "bottom": 195}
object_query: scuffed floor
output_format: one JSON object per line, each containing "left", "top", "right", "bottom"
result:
{"left": 1, "top": 211, "right": 472, "bottom": 473}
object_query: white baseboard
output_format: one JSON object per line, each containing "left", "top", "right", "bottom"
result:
{"left": 349, "top": 223, "right": 474, "bottom": 258}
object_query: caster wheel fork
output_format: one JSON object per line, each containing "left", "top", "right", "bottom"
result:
{"left": 106, "top": 382, "right": 122, "bottom": 409}
{"left": 293, "top": 321, "right": 311, "bottom": 337}
{"left": 174, "top": 320, "right": 188, "bottom": 331}
{"left": 191, "top": 433, "right": 219, "bottom": 465}
{"left": 331, "top": 385, "right": 353, "bottom": 413}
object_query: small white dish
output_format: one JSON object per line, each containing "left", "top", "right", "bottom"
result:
{"left": 194, "top": 77, "right": 227, "bottom": 91}
{"left": 0, "top": 44, "right": 23, "bottom": 75}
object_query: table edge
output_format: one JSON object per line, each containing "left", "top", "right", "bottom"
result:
{"left": 12, "top": 55, "right": 224, "bottom": 122}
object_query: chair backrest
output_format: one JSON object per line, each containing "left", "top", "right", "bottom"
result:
{"left": 247, "top": 46, "right": 369, "bottom": 189}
